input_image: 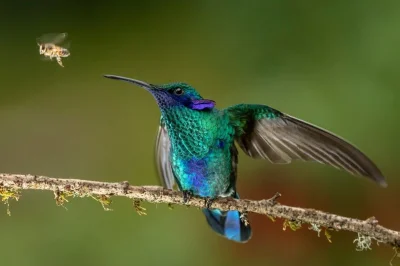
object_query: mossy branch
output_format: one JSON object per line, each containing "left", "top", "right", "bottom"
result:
{"left": 0, "top": 173, "right": 399, "bottom": 250}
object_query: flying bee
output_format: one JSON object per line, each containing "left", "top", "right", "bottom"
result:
{"left": 37, "top": 32, "right": 70, "bottom": 67}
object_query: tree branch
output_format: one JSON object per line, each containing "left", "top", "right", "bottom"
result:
{"left": 0, "top": 173, "right": 399, "bottom": 249}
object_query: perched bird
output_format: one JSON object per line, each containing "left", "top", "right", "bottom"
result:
{"left": 104, "top": 74, "right": 386, "bottom": 243}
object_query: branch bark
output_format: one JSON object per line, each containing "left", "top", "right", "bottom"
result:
{"left": 0, "top": 173, "right": 399, "bottom": 249}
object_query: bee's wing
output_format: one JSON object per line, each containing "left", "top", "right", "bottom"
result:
{"left": 61, "top": 41, "right": 71, "bottom": 50}
{"left": 37, "top": 32, "right": 68, "bottom": 45}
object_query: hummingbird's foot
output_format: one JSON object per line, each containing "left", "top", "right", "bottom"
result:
{"left": 240, "top": 212, "right": 250, "bottom": 227}
{"left": 204, "top": 197, "right": 215, "bottom": 209}
{"left": 119, "top": 181, "right": 130, "bottom": 194}
{"left": 182, "top": 190, "right": 193, "bottom": 204}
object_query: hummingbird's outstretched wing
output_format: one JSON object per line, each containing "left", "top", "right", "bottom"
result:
{"left": 155, "top": 119, "right": 176, "bottom": 189}
{"left": 224, "top": 104, "right": 387, "bottom": 187}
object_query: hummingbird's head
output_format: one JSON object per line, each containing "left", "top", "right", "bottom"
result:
{"left": 104, "top": 75, "right": 216, "bottom": 111}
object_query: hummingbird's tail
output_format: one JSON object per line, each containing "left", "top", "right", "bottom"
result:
{"left": 202, "top": 193, "right": 252, "bottom": 243}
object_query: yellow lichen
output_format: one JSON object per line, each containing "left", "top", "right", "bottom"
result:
{"left": 267, "top": 214, "right": 276, "bottom": 222}
{"left": 0, "top": 186, "right": 20, "bottom": 216}
{"left": 283, "top": 219, "right": 302, "bottom": 231}
{"left": 324, "top": 228, "right": 333, "bottom": 243}
{"left": 54, "top": 190, "right": 74, "bottom": 210}
{"left": 91, "top": 195, "right": 113, "bottom": 211}
{"left": 133, "top": 199, "right": 147, "bottom": 216}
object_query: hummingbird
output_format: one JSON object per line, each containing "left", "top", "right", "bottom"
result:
{"left": 104, "top": 74, "right": 386, "bottom": 243}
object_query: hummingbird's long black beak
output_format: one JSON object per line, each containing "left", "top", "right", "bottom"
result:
{"left": 103, "top": 75, "right": 154, "bottom": 91}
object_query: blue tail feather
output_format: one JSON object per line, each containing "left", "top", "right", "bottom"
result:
{"left": 202, "top": 194, "right": 252, "bottom": 243}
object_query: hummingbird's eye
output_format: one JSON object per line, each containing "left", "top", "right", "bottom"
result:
{"left": 174, "top": 88, "right": 184, "bottom": 95}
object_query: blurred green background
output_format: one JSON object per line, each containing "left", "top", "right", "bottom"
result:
{"left": 0, "top": 1, "right": 399, "bottom": 265}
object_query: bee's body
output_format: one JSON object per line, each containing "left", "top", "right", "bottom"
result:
{"left": 37, "top": 33, "right": 70, "bottom": 67}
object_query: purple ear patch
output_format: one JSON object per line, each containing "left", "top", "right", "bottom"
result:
{"left": 189, "top": 99, "right": 216, "bottom": 110}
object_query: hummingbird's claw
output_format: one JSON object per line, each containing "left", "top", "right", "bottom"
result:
{"left": 240, "top": 212, "right": 250, "bottom": 227}
{"left": 182, "top": 190, "right": 193, "bottom": 204}
{"left": 204, "top": 197, "right": 215, "bottom": 209}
